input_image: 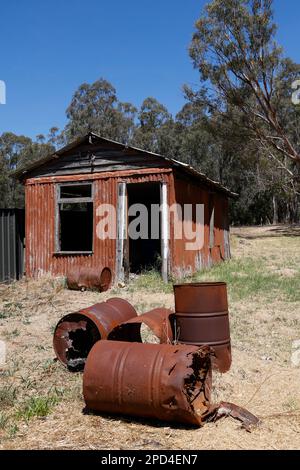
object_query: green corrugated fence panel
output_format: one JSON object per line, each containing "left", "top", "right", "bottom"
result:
{"left": 0, "top": 209, "right": 25, "bottom": 283}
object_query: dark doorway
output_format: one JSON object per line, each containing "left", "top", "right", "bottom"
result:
{"left": 127, "top": 182, "right": 161, "bottom": 273}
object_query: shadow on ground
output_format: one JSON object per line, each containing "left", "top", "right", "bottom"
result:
{"left": 233, "top": 225, "right": 300, "bottom": 239}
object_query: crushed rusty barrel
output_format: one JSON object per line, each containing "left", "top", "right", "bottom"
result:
{"left": 173, "top": 282, "right": 231, "bottom": 373}
{"left": 53, "top": 298, "right": 137, "bottom": 371}
{"left": 83, "top": 341, "right": 212, "bottom": 426}
{"left": 108, "top": 308, "right": 175, "bottom": 344}
{"left": 67, "top": 267, "right": 112, "bottom": 292}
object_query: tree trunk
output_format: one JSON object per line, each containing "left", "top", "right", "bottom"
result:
{"left": 289, "top": 194, "right": 299, "bottom": 224}
{"left": 272, "top": 196, "right": 279, "bottom": 225}
{"left": 295, "top": 197, "right": 300, "bottom": 224}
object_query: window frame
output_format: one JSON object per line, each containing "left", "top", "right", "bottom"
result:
{"left": 54, "top": 181, "right": 94, "bottom": 255}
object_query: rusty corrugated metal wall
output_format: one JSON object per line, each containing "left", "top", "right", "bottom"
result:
{"left": 170, "top": 174, "right": 229, "bottom": 278}
{"left": 25, "top": 168, "right": 229, "bottom": 280}
{"left": 25, "top": 169, "right": 173, "bottom": 279}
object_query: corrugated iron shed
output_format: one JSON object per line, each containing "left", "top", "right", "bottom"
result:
{"left": 14, "top": 132, "right": 236, "bottom": 281}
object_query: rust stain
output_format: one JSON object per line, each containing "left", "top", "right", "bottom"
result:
{"left": 173, "top": 282, "right": 232, "bottom": 373}
{"left": 53, "top": 298, "right": 137, "bottom": 371}
{"left": 83, "top": 341, "right": 212, "bottom": 426}
{"left": 108, "top": 308, "right": 175, "bottom": 344}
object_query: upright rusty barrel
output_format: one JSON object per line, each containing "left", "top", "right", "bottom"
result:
{"left": 83, "top": 341, "right": 212, "bottom": 426}
{"left": 53, "top": 298, "right": 137, "bottom": 371}
{"left": 173, "top": 282, "right": 231, "bottom": 373}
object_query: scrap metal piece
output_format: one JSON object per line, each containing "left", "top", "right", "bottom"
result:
{"left": 67, "top": 267, "right": 112, "bottom": 292}
{"left": 173, "top": 282, "right": 231, "bottom": 373}
{"left": 204, "top": 402, "right": 260, "bottom": 432}
{"left": 107, "top": 308, "right": 174, "bottom": 344}
{"left": 53, "top": 298, "right": 137, "bottom": 371}
{"left": 83, "top": 341, "right": 212, "bottom": 426}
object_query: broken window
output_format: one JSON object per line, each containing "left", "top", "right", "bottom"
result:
{"left": 56, "top": 183, "right": 93, "bottom": 253}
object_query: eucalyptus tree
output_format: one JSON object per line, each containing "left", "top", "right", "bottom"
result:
{"left": 189, "top": 0, "right": 300, "bottom": 222}
{"left": 65, "top": 78, "right": 137, "bottom": 144}
{"left": 189, "top": 0, "right": 300, "bottom": 167}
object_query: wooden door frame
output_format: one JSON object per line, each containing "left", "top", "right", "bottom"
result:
{"left": 115, "top": 182, "right": 128, "bottom": 283}
{"left": 115, "top": 181, "right": 169, "bottom": 283}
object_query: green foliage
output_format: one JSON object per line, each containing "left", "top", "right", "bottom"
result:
{"left": 16, "top": 394, "right": 60, "bottom": 422}
{"left": 3, "top": 328, "right": 20, "bottom": 339}
{"left": 0, "top": 385, "right": 18, "bottom": 408}
{"left": 0, "top": 301, "right": 23, "bottom": 320}
{"left": 126, "top": 255, "right": 300, "bottom": 303}
{"left": 8, "top": 423, "right": 19, "bottom": 438}
{"left": 0, "top": 132, "right": 56, "bottom": 208}
{"left": 188, "top": 0, "right": 300, "bottom": 222}
{"left": 133, "top": 97, "right": 176, "bottom": 156}
{"left": 65, "top": 78, "right": 137, "bottom": 143}
{"left": 191, "top": 257, "right": 300, "bottom": 302}
{"left": 128, "top": 269, "right": 173, "bottom": 294}
{"left": 0, "top": 413, "right": 9, "bottom": 429}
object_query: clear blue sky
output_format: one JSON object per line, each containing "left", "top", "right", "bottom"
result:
{"left": 0, "top": 0, "right": 299, "bottom": 140}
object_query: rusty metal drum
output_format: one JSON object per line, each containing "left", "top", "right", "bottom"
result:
{"left": 53, "top": 298, "right": 137, "bottom": 371}
{"left": 108, "top": 308, "right": 175, "bottom": 344}
{"left": 83, "top": 340, "right": 212, "bottom": 426}
{"left": 173, "top": 282, "right": 231, "bottom": 373}
{"left": 67, "top": 267, "right": 112, "bottom": 292}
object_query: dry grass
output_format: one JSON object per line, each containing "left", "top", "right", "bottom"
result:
{"left": 0, "top": 225, "right": 300, "bottom": 450}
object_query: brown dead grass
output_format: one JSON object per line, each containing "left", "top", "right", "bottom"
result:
{"left": 0, "top": 225, "right": 300, "bottom": 450}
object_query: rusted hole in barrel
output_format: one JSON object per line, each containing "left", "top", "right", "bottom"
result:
{"left": 53, "top": 298, "right": 137, "bottom": 371}
{"left": 83, "top": 341, "right": 212, "bottom": 426}
{"left": 54, "top": 314, "right": 101, "bottom": 372}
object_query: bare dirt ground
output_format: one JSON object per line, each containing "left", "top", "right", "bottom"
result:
{"left": 0, "top": 225, "right": 299, "bottom": 450}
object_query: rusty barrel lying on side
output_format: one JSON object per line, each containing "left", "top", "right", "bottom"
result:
{"left": 173, "top": 282, "right": 231, "bottom": 373}
{"left": 53, "top": 298, "right": 137, "bottom": 371}
{"left": 83, "top": 341, "right": 212, "bottom": 426}
{"left": 108, "top": 308, "right": 175, "bottom": 344}
{"left": 67, "top": 267, "right": 112, "bottom": 292}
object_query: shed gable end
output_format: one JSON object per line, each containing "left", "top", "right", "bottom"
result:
{"left": 25, "top": 142, "right": 170, "bottom": 179}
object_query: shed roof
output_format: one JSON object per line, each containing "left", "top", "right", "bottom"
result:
{"left": 14, "top": 132, "right": 237, "bottom": 198}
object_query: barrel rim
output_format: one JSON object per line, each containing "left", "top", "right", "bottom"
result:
{"left": 173, "top": 281, "right": 227, "bottom": 288}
